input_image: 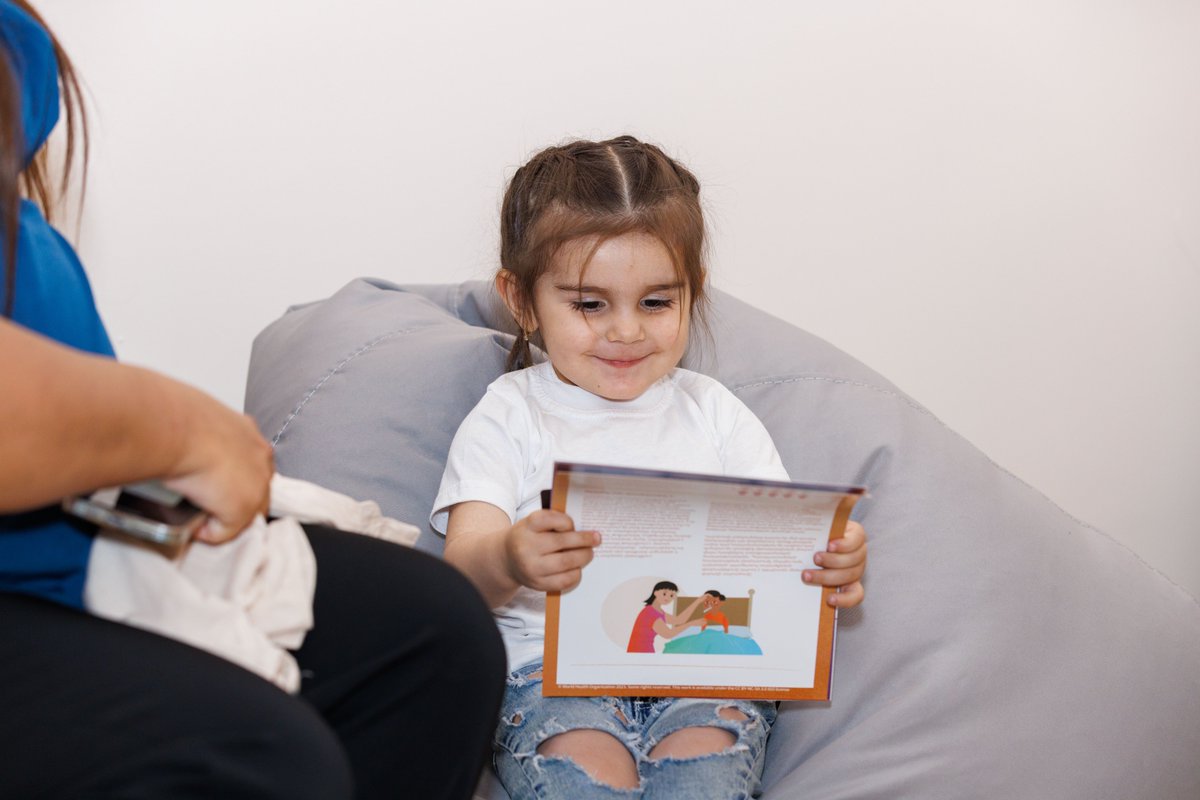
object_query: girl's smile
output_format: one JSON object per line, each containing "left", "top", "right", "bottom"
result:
{"left": 596, "top": 356, "right": 647, "bottom": 368}
{"left": 507, "top": 232, "right": 692, "bottom": 402}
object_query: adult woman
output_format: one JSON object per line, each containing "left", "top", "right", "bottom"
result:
{"left": 0, "top": 3, "right": 504, "bottom": 797}
{"left": 626, "top": 581, "right": 705, "bottom": 653}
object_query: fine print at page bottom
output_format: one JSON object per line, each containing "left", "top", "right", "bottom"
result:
{"left": 542, "top": 463, "right": 864, "bottom": 701}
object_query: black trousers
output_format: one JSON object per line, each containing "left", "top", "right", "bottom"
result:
{"left": 0, "top": 525, "right": 506, "bottom": 799}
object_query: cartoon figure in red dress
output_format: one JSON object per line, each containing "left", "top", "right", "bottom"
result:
{"left": 626, "top": 581, "right": 705, "bottom": 653}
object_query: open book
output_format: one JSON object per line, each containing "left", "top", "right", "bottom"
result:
{"left": 543, "top": 462, "right": 865, "bottom": 700}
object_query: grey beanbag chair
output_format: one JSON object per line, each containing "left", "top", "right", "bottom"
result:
{"left": 246, "top": 278, "right": 1200, "bottom": 799}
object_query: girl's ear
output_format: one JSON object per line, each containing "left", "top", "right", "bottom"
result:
{"left": 496, "top": 270, "right": 537, "bottom": 334}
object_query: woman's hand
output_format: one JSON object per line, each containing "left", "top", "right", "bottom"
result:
{"left": 652, "top": 617, "right": 703, "bottom": 640}
{"left": 503, "top": 510, "right": 600, "bottom": 593}
{"left": 161, "top": 383, "right": 273, "bottom": 544}
{"left": 664, "top": 595, "right": 705, "bottom": 626}
{"left": 803, "top": 521, "right": 868, "bottom": 608}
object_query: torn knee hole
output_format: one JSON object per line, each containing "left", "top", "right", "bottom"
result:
{"left": 717, "top": 706, "right": 749, "bottom": 722}
{"left": 537, "top": 732, "right": 640, "bottom": 790}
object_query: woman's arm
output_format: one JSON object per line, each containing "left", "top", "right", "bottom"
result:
{"left": 0, "top": 318, "right": 272, "bottom": 541}
{"left": 651, "top": 617, "right": 701, "bottom": 640}
{"left": 663, "top": 595, "right": 705, "bottom": 626}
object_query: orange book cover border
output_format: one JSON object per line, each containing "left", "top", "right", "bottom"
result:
{"left": 542, "top": 468, "right": 860, "bottom": 701}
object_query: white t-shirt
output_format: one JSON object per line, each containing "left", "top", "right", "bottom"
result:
{"left": 431, "top": 360, "right": 789, "bottom": 670}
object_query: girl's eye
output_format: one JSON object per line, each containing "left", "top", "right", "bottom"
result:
{"left": 641, "top": 296, "right": 676, "bottom": 312}
{"left": 569, "top": 299, "right": 606, "bottom": 313}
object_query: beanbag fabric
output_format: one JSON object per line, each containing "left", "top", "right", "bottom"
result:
{"left": 246, "top": 278, "right": 1200, "bottom": 799}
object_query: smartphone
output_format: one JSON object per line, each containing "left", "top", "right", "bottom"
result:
{"left": 63, "top": 481, "right": 207, "bottom": 547}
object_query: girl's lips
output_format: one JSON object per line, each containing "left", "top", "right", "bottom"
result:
{"left": 596, "top": 355, "right": 647, "bottom": 369}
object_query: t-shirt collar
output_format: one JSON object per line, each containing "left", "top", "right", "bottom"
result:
{"left": 531, "top": 360, "right": 669, "bottom": 413}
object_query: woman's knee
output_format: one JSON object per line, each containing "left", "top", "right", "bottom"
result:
{"left": 77, "top": 676, "right": 354, "bottom": 800}
{"left": 165, "top": 708, "right": 353, "bottom": 800}
{"left": 417, "top": 554, "right": 506, "bottom": 682}
{"left": 305, "top": 529, "right": 505, "bottom": 698}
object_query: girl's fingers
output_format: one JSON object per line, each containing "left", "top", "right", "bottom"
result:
{"left": 540, "top": 529, "right": 600, "bottom": 554}
{"left": 513, "top": 528, "right": 600, "bottom": 591}
{"left": 534, "top": 569, "right": 585, "bottom": 593}
{"left": 539, "top": 545, "right": 596, "bottom": 577}
{"left": 813, "top": 546, "right": 866, "bottom": 570}
{"left": 828, "top": 581, "right": 865, "bottom": 608}
{"left": 528, "top": 509, "right": 576, "bottom": 533}
{"left": 819, "top": 523, "right": 867, "bottom": 568}
{"left": 515, "top": 529, "right": 598, "bottom": 560}
{"left": 802, "top": 564, "right": 865, "bottom": 589}
{"left": 827, "top": 522, "right": 866, "bottom": 554}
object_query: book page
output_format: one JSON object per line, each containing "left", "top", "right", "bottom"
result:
{"left": 547, "top": 466, "right": 861, "bottom": 697}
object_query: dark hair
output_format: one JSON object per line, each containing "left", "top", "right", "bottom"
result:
{"left": 499, "top": 135, "right": 708, "bottom": 371}
{"left": 703, "top": 590, "right": 725, "bottom": 601}
{"left": 642, "top": 580, "right": 679, "bottom": 605}
{"left": 1, "top": 0, "right": 88, "bottom": 318}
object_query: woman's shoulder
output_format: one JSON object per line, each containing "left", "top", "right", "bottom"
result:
{"left": 8, "top": 202, "right": 114, "bottom": 357}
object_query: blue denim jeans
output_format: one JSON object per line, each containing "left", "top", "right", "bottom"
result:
{"left": 494, "top": 663, "right": 776, "bottom": 800}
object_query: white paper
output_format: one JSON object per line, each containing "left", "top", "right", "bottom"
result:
{"left": 551, "top": 468, "right": 858, "bottom": 691}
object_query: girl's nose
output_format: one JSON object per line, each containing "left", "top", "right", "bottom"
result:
{"left": 605, "top": 310, "right": 644, "bottom": 343}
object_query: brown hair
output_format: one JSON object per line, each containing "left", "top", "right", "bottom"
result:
{"left": 1, "top": 0, "right": 89, "bottom": 318}
{"left": 499, "top": 135, "right": 708, "bottom": 371}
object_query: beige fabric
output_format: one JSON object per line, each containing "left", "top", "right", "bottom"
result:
{"left": 84, "top": 475, "right": 419, "bottom": 692}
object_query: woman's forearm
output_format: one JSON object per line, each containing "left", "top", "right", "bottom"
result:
{"left": 665, "top": 596, "right": 705, "bottom": 626}
{"left": 0, "top": 319, "right": 190, "bottom": 510}
{"left": 0, "top": 319, "right": 272, "bottom": 540}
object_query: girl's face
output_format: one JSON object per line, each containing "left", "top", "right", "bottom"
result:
{"left": 516, "top": 232, "right": 691, "bottom": 402}
{"left": 654, "top": 588, "right": 677, "bottom": 605}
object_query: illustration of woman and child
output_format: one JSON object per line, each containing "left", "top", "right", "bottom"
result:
{"left": 432, "top": 136, "right": 868, "bottom": 798}
{"left": 626, "top": 582, "right": 731, "bottom": 654}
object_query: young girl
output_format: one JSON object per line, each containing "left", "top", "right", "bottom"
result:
{"left": 432, "top": 135, "right": 867, "bottom": 799}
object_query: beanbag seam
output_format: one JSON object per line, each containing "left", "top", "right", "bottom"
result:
{"left": 270, "top": 326, "right": 426, "bottom": 446}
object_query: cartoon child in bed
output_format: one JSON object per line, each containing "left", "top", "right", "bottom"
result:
{"left": 700, "top": 590, "right": 729, "bottom": 634}
{"left": 626, "top": 581, "right": 705, "bottom": 653}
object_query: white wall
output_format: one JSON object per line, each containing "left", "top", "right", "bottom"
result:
{"left": 38, "top": 0, "right": 1199, "bottom": 599}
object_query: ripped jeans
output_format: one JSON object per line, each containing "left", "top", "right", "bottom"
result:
{"left": 494, "top": 663, "right": 776, "bottom": 800}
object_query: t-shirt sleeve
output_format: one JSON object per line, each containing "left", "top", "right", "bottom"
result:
{"left": 430, "top": 383, "right": 529, "bottom": 535}
{"left": 713, "top": 388, "right": 791, "bottom": 482}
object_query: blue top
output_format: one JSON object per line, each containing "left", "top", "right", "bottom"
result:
{"left": 1, "top": 0, "right": 115, "bottom": 607}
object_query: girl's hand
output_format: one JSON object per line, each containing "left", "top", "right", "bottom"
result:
{"left": 504, "top": 509, "right": 600, "bottom": 593}
{"left": 803, "top": 521, "right": 868, "bottom": 608}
